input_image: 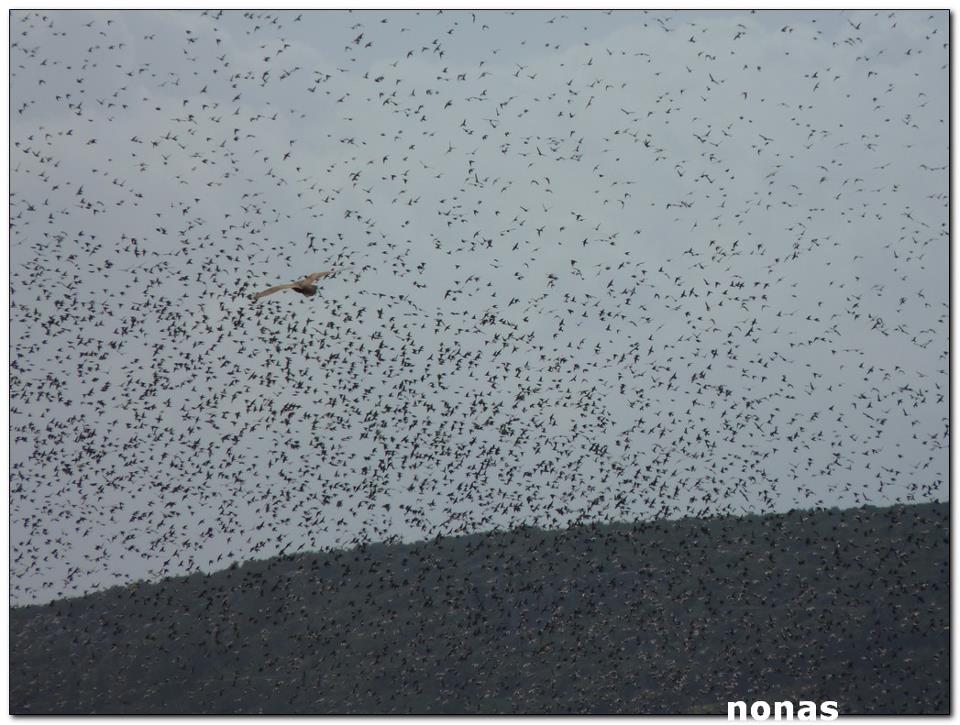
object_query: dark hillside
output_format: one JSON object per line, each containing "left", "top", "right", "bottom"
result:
{"left": 10, "top": 502, "right": 948, "bottom": 714}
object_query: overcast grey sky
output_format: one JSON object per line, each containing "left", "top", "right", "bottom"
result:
{"left": 10, "top": 10, "right": 948, "bottom": 605}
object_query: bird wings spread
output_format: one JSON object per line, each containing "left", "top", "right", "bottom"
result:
{"left": 252, "top": 270, "right": 338, "bottom": 300}
{"left": 298, "top": 270, "right": 336, "bottom": 284}
{"left": 253, "top": 282, "right": 299, "bottom": 299}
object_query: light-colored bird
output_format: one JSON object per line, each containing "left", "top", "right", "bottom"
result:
{"left": 252, "top": 270, "right": 337, "bottom": 300}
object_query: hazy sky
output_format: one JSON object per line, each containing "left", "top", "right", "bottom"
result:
{"left": 10, "top": 10, "right": 948, "bottom": 605}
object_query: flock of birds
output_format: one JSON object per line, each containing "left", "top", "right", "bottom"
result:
{"left": 10, "top": 10, "right": 947, "bottom": 606}
{"left": 11, "top": 503, "right": 948, "bottom": 713}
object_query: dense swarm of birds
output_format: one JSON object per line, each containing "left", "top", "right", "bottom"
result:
{"left": 10, "top": 8, "right": 947, "bottom": 617}
{"left": 10, "top": 503, "right": 950, "bottom": 713}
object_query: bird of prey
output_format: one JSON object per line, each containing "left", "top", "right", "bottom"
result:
{"left": 252, "top": 270, "right": 337, "bottom": 300}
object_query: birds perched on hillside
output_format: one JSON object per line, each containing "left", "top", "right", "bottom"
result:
{"left": 252, "top": 270, "right": 338, "bottom": 300}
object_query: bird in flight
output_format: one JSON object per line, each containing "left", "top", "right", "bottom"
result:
{"left": 252, "top": 270, "right": 338, "bottom": 300}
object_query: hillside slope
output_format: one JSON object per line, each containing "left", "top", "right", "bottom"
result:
{"left": 10, "top": 502, "right": 948, "bottom": 714}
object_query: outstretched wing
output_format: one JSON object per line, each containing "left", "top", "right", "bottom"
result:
{"left": 253, "top": 270, "right": 340, "bottom": 300}
{"left": 298, "top": 270, "right": 336, "bottom": 285}
{"left": 253, "top": 282, "right": 298, "bottom": 300}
